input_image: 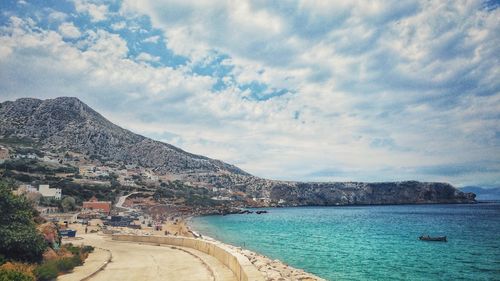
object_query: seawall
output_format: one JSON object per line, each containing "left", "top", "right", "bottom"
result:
{"left": 112, "top": 234, "right": 265, "bottom": 281}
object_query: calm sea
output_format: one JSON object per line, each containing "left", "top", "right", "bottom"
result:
{"left": 191, "top": 203, "right": 500, "bottom": 281}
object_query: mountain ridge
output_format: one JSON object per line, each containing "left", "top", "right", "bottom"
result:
{"left": 0, "top": 96, "right": 248, "bottom": 176}
{"left": 0, "top": 97, "right": 476, "bottom": 205}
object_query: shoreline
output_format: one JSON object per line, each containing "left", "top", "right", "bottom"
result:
{"left": 185, "top": 216, "right": 326, "bottom": 281}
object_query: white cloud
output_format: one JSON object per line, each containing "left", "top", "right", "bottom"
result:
{"left": 1, "top": 2, "right": 499, "bottom": 186}
{"left": 58, "top": 22, "right": 81, "bottom": 38}
{"left": 111, "top": 21, "right": 126, "bottom": 30}
{"left": 136, "top": 52, "right": 160, "bottom": 62}
{"left": 48, "top": 11, "right": 68, "bottom": 22}
{"left": 74, "top": 0, "right": 109, "bottom": 22}
{"left": 143, "top": 35, "right": 160, "bottom": 43}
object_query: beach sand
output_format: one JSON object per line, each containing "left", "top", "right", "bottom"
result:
{"left": 59, "top": 230, "right": 236, "bottom": 281}
{"left": 63, "top": 218, "right": 324, "bottom": 281}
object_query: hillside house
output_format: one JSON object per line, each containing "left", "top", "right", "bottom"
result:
{"left": 13, "top": 152, "right": 37, "bottom": 159}
{"left": 83, "top": 196, "right": 112, "bottom": 215}
{"left": 39, "top": 184, "right": 62, "bottom": 200}
{"left": 13, "top": 184, "right": 39, "bottom": 196}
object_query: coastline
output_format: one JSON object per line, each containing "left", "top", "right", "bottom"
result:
{"left": 185, "top": 217, "right": 326, "bottom": 281}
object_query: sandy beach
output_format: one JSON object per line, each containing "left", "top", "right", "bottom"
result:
{"left": 59, "top": 218, "right": 324, "bottom": 281}
{"left": 59, "top": 231, "right": 235, "bottom": 281}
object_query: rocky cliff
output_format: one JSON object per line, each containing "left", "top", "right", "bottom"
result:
{"left": 0, "top": 97, "right": 476, "bottom": 205}
{"left": 269, "top": 181, "right": 476, "bottom": 205}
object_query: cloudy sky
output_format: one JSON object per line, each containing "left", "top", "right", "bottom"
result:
{"left": 0, "top": 0, "right": 499, "bottom": 187}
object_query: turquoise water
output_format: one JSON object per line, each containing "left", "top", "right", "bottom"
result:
{"left": 191, "top": 203, "right": 500, "bottom": 281}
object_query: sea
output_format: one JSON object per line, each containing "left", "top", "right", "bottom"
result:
{"left": 191, "top": 202, "right": 500, "bottom": 281}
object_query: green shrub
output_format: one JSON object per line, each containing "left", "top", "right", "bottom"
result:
{"left": 55, "top": 258, "right": 74, "bottom": 273}
{"left": 0, "top": 269, "right": 34, "bottom": 281}
{"left": 62, "top": 244, "right": 80, "bottom": 256}
{"left": 0, "top": 254, "right": 5, "bottom": 266}
{"left": 33, "top": 263, "right": 57, "bottom": 281}
{"left": 34, "top": 255, "right": 84, "bottom": 280}
{"left": 81, "top": 245, "right": 94, "bottom": 254}
{"left": 0, "top": 182, "right": 47, "bottom": 263}
{"left": 70, "top": 255, "right": 82, "bottom": 267}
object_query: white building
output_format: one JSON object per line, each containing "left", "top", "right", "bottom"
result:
{"left": 211, "top": 196, "right": 232, "bottom": 201}
{"left": 13, "top": 184, "right": 40, "bottom": 196}
{"left": 20, "top": 184, "right": 38, "bottom": 193}
{"left": 39, "top": 184, "right": 62, "bottom": 200}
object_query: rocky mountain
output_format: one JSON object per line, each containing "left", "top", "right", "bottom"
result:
{"left": 0, "top": 97, "right": 247, "bottom": 175}
{"left": 270, "top": 181, "right": 475, "bottom": 205}
{"left": 0, "top": 97, "right": 476, "bottom": 205}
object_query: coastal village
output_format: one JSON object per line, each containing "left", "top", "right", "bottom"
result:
{"left": 0, "top": 141, "right": 260, "bottom": 230}
{"left": 0, "top": 142, "right": 273, "bottom": 211}
{"left": 1, "top": 142, "right": 322, "bottom": 281}
{"left": 1, "top": 0, "right": 496, "bottom": 278}
{"left": 0, "top": 99, "right": 479, "bottom": 281}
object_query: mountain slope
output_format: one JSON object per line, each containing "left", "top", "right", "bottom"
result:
{"left": 0, "top": 97, "right": 247, "bottom": 175}
{"left": 0, "top": 97, "right": 476, "bottom": 205}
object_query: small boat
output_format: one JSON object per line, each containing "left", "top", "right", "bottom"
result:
{"left": 60, "top": 229, "right": 77, "bottom": 237}
{"left": 419, "top": 235, "right": 447, "bottom": 242}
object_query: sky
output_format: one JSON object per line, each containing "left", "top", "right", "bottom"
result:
{"left": 0, "top": 0, "right": 499, "bottom": 187}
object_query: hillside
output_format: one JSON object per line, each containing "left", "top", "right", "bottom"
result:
{"left": 0, "top": 97, "right": 476, "bottom": 206}
{"left": 0, "top": 97, "right": 247, "bottom": 176}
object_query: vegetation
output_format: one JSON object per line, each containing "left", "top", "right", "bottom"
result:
{"left": 154, "top": 180, "right": 220, "bottom": 206}
{"left": 0, "top": 262, "right": 36, "bottom": 281}
{"left": 2, "top": 159, "right": 77, "bottom": 175}
{"left": 34, "top": 255, "right": 82, "bottom": 281}
{"left": 0, "top": 137, "right": 38, "bottom": 147}
{"left": 0, "top": 268, "right": 34, "bottom": 281}
{"left": 53, "top": 180, "right": 118, "bottom": 203}
{"left": 33, "top": 243, "right": 93, "bottom": 280}
{"left": 60, "top": 196, "right": 76, "bottom": 212}
{"left": 32, "top": 262, "right": 57, "bottom": 281}
{"left": 0, "top": 243, "right": 95, "bottom": 281}
{"left": 0, "top": 181, "right": 47, "bottom": 263}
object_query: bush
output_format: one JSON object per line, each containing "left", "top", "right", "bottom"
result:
{"left": 0, "top": 181, "right": 47, "bottom": 263}
{"left": 55, "top": 258, "right": 72, "bottom": 273}
{"left": 62, "top": 244, "right": 80, "bottom": 256}
{"left": 81, "top": 245, "right": 94, "bottom": 254}
{"left": 33, "top": 253, "right": 85, "bottom": 280}
{"left": 0, "top": 269, "right": 34, "bottom": 281}
{"left": 0, "top": 262, "right": 36, "bottom": 278}
{"left": 70, "top": 255, "right": 82, "bottom": 267}
{"left": 33, "top": 263, "right": 57, "bottom": 281}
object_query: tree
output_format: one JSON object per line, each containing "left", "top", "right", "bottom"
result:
{"left": 60, "top": 196, "right": 76, "bottom": 212}
{"left": 0, "top": 181, "right": 47, "bottom": 263}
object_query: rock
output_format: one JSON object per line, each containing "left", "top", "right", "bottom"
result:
{"left": 37, "top": 222, "right": 60, "bottom": 247}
